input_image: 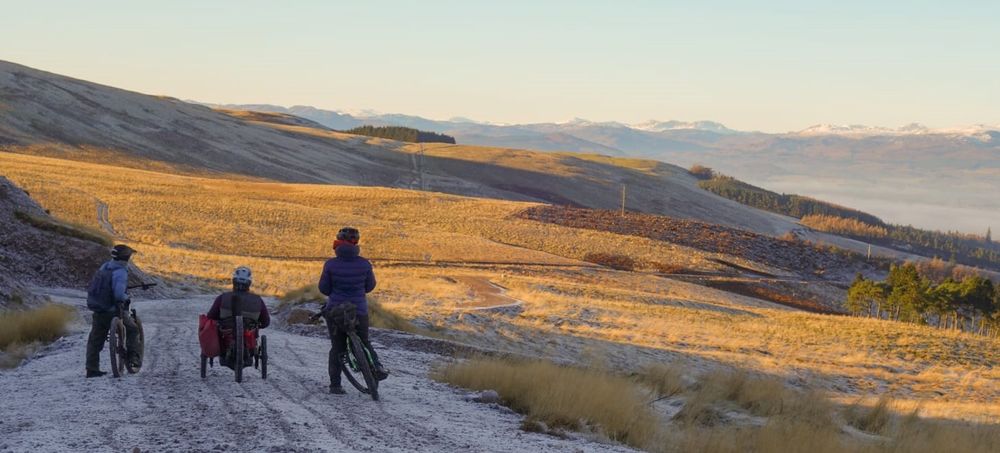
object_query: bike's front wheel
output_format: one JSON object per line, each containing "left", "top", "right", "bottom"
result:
{"left": 108, "top": 317, "right": 126, "bottom": 378}
{"left": 348, "top": 334, "right": 379, "bottom": 401}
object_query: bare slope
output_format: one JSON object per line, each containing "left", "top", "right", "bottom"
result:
{"left": 0, "top": 177, "right": 164, "bottom": 306}
{"left": 0, "top": 60, "right": 799, "bottom": 235}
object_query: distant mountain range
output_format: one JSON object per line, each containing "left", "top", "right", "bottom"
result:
{"left": 210, "top": 103, "right": 1000, "bottom": 234}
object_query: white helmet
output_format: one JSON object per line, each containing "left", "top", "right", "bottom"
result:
{"left": 232, "top": 266, "right": 253, "bottom": 288}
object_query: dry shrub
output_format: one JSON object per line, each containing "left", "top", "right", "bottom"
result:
{"left": 676, "top": 370, "right": 834, "bottom": 424}
{"left": 875, "top": 417, "right": 1000, "bottom": 453}
{"left": 433, "top": 357, "right": 659, "bottom": 449}
{"left": 846, "top": 394, "right": 894, "bottom": 435}
{"left": 0, "top": 304, "right": 75, "bottom": 350}
{"left": 753, "top": 415, "right": 845, "bottom": 453}
{"left": 637, "top": 363, "right": 687, "bottom": 399}
{"left": 583, "top": 253, "right": 635, "bottom": 271}
{"left": 688, "top": 165, "right": 715, "bottom": 180}
{"left": 279, "top": 284, "right": 324, "bottom": 307}
{"left": 649, "top": 262, "right": 686, "bottom": 274}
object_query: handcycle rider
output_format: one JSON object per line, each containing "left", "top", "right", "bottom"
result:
{"left": 318, "top": 227, "right": 388, "bottom": 394}
{"left": 206, "top": 266, "right": 270, "bottom": 369}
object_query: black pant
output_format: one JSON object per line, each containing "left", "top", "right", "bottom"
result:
{"left": 325, "top": 315, "right": 380, "bottom": 387}
{"left": 86, "top": 311, "right": 140, "bottom": 372}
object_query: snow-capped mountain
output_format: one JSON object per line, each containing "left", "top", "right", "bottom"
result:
{"left": 795, "top": 122, "right": 1000, "bottom": 137}
{"left": 632, "top": 120, "right": 738, "bottom": 134}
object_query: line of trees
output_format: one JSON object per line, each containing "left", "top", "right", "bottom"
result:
{"left": 344, "top": 125, "right": 456, "bottom": 144}
{"left": 696, "top": 173, "right": 885, "bottom": 225}
{"left": 804, "top": 214, "right": 1000, "bottom": 271}
{"left": 693, "top": 169, "right": 1000, "bottom": 272}
{"left": 847, "top": 263, "right": 999, "bottom": 337}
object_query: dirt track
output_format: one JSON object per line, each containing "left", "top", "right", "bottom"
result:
{"left": 0, "top": 289, "right": 634, "bottom": 453}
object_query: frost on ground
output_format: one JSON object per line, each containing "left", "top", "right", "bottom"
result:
{"left": 0, "top": 290, "right": 635, "bottom": 453}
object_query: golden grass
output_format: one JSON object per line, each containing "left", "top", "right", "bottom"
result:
{"left": 0, "top": 304, "right": 75, "bottom": 351}
{"left": 433, "top": 357, "right": 660, "bottom": 448}
{"left": 2, "top": 151, "right": 998, "bottom": 425}
{"left": 436, "top": 357, "right": 1000, "bottom": 453}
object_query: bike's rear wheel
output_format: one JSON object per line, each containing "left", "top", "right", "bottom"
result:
{"left": 234, "top": 316, "right": 244, "bottom": 383}
{"left": 108, "top": 318, "right": 126, "bottom": 378}
{"left": 260, "top": 336, "right": 268, "bottom": 380}
{"left": 348, "top": 334, "right": 379, "bottom": 401}
{"left": 126, "top": 313, "right": 143, "bottom": 374}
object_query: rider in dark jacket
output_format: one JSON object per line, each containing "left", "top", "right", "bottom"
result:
{"left": 207, "top": 266, "right": 270, "bottom": 368}
{"left": 318, "top": 227, "right": 386, "bottom": 394}
{"left": 85, "top": 244, "right": 140, "bottom": 377}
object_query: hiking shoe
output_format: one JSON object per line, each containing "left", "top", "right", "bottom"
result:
{"left": 330, "top": 385, "right": 347, "bottom": 395}
{"left": 374, "top": 365, "right": 390, "bottom": 381}
{"left": 86, "top": 370, "right": 108, "bottom": 378}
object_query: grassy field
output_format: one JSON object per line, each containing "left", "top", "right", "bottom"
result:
{"left": 1, "top": 151, "right": 998, "bottom": 430}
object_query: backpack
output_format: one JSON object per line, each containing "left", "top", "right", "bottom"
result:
{"left": 86, "top": 265, "right": 116, "bottom": 312}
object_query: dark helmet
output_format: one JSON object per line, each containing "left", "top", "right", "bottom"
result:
{"left": 111, "top": 244, "right": 135, "bottom": 261}
{"left": 336, "top": 227, "right": 360, "bottom": 244}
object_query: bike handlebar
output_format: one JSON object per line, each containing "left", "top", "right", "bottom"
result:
{"left": 127, "top": 283, "right": 157, "bottom": 291}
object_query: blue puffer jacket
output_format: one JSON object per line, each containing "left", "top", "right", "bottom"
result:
{"left": 86, "top": 260, "right": 129, "bottom": 313}
{"left": 318, "top": 244, "right": 376, "bottom": 315}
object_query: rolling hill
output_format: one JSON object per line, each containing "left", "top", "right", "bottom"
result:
{"left": 227, "top": 103, "right": 1000, "bottom": 234}
{"left": 0, "top": 60, "right": 800, "bottom": 236}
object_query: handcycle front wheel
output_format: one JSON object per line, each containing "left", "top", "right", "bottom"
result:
{"left": 234, "top": 316, "right": 244, "bottom": 383}
{"left": 260, "top": 336, "right": 267, "bottom": 380}
{"left": 108, "top": 317, "right": 126, "bottom": 378}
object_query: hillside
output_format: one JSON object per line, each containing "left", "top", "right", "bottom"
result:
{"left": 0, "top": 60, "right": 800, "bottom": 236}
{"left": 232, "top": 103, "right": 1000, "bottom": 234}
{"left": 2, "top": 152, "right": 998, "bottom": 440}
{"left": 0, "top": 176, "right": 168, "bottom": 307}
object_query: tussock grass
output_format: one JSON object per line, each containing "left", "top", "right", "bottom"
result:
{"left": 847, "top": 394, "right": 895, "bottom": 435}
{"left": 637, "top": 363, "right": 686, "bottom": 399}
{"left": 0, "top": 304, "right": 74, "bottom": 351}
{"left": 14, "top": 210, "right": 113, "bottom": 246}
{"left": 433, "top": 357, "right": 660, "bottom": 449}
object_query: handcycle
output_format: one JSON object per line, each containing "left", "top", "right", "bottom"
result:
{"left": 108, "top": 283, "right": 156, "bottom": 378}
{"left": 311, "top": 304, "right": 382, "bottom": 401}
{"left": 200, "top": 313, "right": 268, "bottom": 383}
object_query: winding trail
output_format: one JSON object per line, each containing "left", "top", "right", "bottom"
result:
{"left": 0, "top": 290, "right": 634, "bottom": 453}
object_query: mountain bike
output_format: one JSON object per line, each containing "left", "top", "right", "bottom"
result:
{"left": 108, "top": 283, "right": 156, "bottom": 378}
{"left": 312, "top": 304, "right": 381, "bottom": 401}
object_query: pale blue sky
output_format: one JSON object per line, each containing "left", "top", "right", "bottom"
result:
{"left": 3, "top": 1, "right": 998, "bottom": 132}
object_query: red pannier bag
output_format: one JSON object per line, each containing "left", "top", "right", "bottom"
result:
{"left": 199, "top": 314, "right": 221, "bottom": 358}
{"left": 243, "top": 329, "right": 256, "bottom": 350}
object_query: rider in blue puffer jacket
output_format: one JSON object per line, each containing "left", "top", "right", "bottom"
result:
{"left": 318, "top": 227, "right": 386, "bottom": 394}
